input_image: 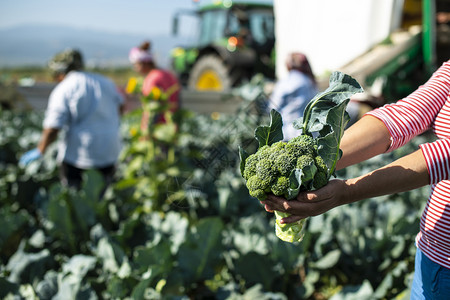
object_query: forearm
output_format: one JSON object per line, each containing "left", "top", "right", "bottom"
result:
{"left": 343, "top": 149, "right": 429, "bottom": 204}
{"left": 337, "top": 115, "right": 391, "bottom": 170}
{"left": 262, "top": 147, "right": 430, "bottom": 224}
{"left": 37, "top": 128, "right": 59, "bottom": 154}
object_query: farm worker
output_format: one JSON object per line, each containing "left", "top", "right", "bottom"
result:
{"left": 267, "top": 52, "right": 318, "bottom": 141}
{"left": 19, "top": 48, "right": 124, "bottom": 190}
{"left": 260, "top": 59, "right": 450, "bottom": 298}
{"left": 128, "top": 41, "right": 180, "bottom": 130}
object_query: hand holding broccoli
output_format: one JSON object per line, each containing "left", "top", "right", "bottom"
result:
{"left": 261, "top": 179, "right": 349, "bottom": 222}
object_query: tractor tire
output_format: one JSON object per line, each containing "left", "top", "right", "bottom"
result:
{"left": 187, "top": 54, "right": 234, "bottom": 91}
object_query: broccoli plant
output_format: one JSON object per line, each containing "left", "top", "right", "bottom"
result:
{"left": 239, "top": 71, "right": 363, "bottom": 242}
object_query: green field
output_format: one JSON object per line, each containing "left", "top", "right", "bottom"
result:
{"left": 0, "top": 66, "right": 135, "bottom": 87}
{"left": 0, "top": 78, "right": 430, "bottom": 299}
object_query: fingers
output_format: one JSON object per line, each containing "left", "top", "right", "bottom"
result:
{"left": 261, "top": 195, "right": 289, "bottom": 212}
{"left": 260, "top": 179, "right": 346, "bottom": 223}
{"left": 261, "top": 202, "right": 274, "bottom": 212}
{"left": 279, "top": 214, "right": 302, "bottom": 224}
{"left": 261, "top": 195, "right": 310, "bottom": 219}
{"left": 260, "top": 198, "right": 304, "bottom": 224}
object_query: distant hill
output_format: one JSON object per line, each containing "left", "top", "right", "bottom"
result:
{"left": 0, "top": 24, "right": 185, "bottom": 68}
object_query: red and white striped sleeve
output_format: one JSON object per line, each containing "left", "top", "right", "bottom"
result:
{"left": 419, "top": 139, "right": 450, "bottom": 183}
{"left": 366, "top": 61, "right": 450, "bottom": 183}
{"left": 366, "top": 61, "right": 450, "bottom": 152}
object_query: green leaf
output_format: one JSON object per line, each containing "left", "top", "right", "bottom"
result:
{"left": 239, "top": 146, "right": 249, "bottom": 178}
{"left": 96, "top": 237, "right": 126, "bottom": 273}
{"left": 287, "top": 164, "right": 318, "bottom": 200}
{"left": 6, "top": 247, "right": 53, "bottom": 285}
{"left": 234, "top": 252, "right": 276, "bottom": 290}
{"left": 146, "top": 211, "right": 188, "bottom": 253}
{"left": 331, "top": 279, "right": 374, "bottom": 300}
{"left": 47, "top": 185, "right": 78, "bottom": 252}
{"left": 81, "top": 169, "right": 104, "bottom": 202}
{"left": 390, "top": 237, "right": 406, "bottom": 259}
{"left": 232, "top": 215, "right": 271, "bottom": 255}
{"left": 311, "top": 249, "right": 341, "bottom": 269}
{"left": 106, "top": 276, "right": 136, "bottom": 299}
{"left": 72, "top": 175, "right": 102, "bottom": 229}
{"left": 53, "top": 255, "right": 97, "bottom": 299}
{"left": 254, "top": 109, "right": 283, "bottom": 148}
{"left": 61, "top": 254, "right": 97, "bottom": 277}
{"left": 130, "top": 277, "right": 152, "bottom": 300}
{"left": 178, "top": 217, "right": 224, "bottom": 282}
{"left": 298, "top": 71, "right": 363, "bottom": 175}
{"left": 0, "top": 207, "right": 29, "bottom": 254}
{"left": 133, "top": 240, "right": 173, "bottom": 273}
{"left": 0, "top": 277, "right": 18, "bottom": 298}
{"left": 316, "top": 100, "right": 350, "bottom": 176}
{"left": 301, "top": 71, "right": 363, "bottom": 135}
{"left": 153, "top": 123, "right": 177, "bottom": 142}
{"left": 236, "top": 284, "right": 287, "bottom": 300}
{"left": 372, "top": 274, "right": 393, "bottom": 298}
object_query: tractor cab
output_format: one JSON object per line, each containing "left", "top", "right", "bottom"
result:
{"left": 171, "top": 1, "right": 275, "bottom": 91}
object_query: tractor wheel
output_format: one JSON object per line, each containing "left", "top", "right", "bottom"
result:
{"left": 187, "top": 54, "right": 233, "bottom": 91}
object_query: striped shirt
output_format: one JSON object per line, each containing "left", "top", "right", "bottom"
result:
{"left": 367, "top": 60, "right": 450, "bottom": 269}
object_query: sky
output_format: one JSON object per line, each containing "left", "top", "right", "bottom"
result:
{"left": 0, "top": 0, "right": 273, "bottom": 36}
{"left": 0, "top": 0, "right": 214, "bottom": 68}
{"left": 0, "top": 0, "right": 273, "bottom": 68}
{"left": 0, "top": 0, "right": 197, "bottom": 36}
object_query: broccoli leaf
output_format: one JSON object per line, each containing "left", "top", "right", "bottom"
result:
{"left": 238, "top": 146, "right": 249, "bottom": 178}
{"left": 299, "top": 71, "right": 363, "bottom": 135}
{"left": 317, "top": 100, "right": 350, "bottom": 176}
{"left": 287, "top": 164, "right": 317, "bottom": 200}
{"left": 294, "top": 71, "right": 363, "bottom": 175}
{"left": 254, "top": 109, "right": 283, "bottom": 148}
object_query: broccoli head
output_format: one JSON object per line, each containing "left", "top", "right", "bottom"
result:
{"left": 243, "top": 153, "right": 258, "bottom": 180}
{"left": 286, "top": 135, "right": 317, "bottom": 157}
{"left": 296, "top": 154, "right": 315, "bottom": 169}
{"left": 270, "top": 141, "right": 286, "bottom": 153}
{"left": 242, "top": 134, "right": 330, "bottom": 201}
{"left": 256, "top": 159, "right": 276, "bottom": 182}
{"left": 246, "top": 175, "right": 271, "bottom": 200}
{"left": 271, "top": 176, "right": 290, "bottom": 197}
{"left": 256, "top": 145, "right": 272, "bottom": 161}
{"left": 314, "top": 155, "right": 328, "bottom": 173}
{"left": 274, "top": 151, "right": 295, "bottom": 176}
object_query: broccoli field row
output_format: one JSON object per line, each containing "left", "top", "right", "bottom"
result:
{"left": 0, "top": 78, "right": 433, "bottom": 299}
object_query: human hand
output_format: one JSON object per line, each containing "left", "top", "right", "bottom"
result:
{"left": 260, "top": 179, "right": 349, "bottom": 224}
{"left": 19, "top": 148, "right": 42, "bottom": 166}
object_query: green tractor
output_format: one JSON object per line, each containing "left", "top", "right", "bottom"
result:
{"left": 171, "top": 1, "right": 275, "bottom": 91}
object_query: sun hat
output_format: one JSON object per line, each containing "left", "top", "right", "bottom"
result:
{"left": 48, "top": 48, "right": 84, "bottom": 75}
{"left": 129, "top": 41, "right": 153, "bottom": 64}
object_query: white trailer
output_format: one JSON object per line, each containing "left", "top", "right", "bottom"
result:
{"left": 273, "top": 0, "right": 447, "bottom": 103}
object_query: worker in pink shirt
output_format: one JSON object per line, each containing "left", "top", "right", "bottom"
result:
{"left": 129, "top": 41, "right": 180, "bottom": 129}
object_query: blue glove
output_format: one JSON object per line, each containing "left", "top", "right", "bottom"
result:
{"left": 19, "top": 148, "right": 42, "bottom": 166}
